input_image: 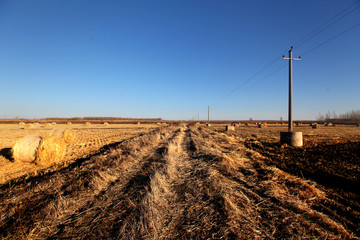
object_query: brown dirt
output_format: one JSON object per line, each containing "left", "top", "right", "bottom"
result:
{"left": 0, "top": 124, "right": 359, "bottom": 239}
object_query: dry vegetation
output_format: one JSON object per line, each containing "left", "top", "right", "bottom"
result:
{"left": 0, "top": 123, "right": 359, "bottom": 239}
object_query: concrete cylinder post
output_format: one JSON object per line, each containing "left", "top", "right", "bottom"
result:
{"left": 280, "top": 132, "right": 303, "bottom": 147}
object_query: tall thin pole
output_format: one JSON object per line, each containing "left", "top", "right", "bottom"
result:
{"left": 208, "top": 106, "right": 210, "bottom": 123}
{"left": 289, "top": 48, "right": 293, "bottom": 132}
{"left": 283, "top": 46, "right": 301, "bottom": 132}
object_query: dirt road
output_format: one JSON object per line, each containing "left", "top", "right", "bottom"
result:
{"left": 0, "top": 126, "right": 357, "bottom": 239}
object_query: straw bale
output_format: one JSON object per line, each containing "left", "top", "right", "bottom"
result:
{"left": 24, "top": 123, "right": 34, "bottom": 129}
{"left": 34, "top": 123, "right": 40, "bottom": 127}
{"left": 63, "top": 129, "right": 75, "bottom": 143}
{"left": 19, "top": 122, "right": 25, "bottom": 125}
{"left": 225, "top": 125, "right": 235, "bottom": 131}
{"left": 44, "top": 123, "right": 52, "bottom": 128}
{"left": 12, "top": 136, "right": 42, "bottom": 163}
{"left": 36, "top": 136, "right": 66, "bottom": 167}
{"left": 51, "top": 122, "right": 57, "bottom": 125}
{"left": 103, "top": 122, "right": 109, "bottom": 127}
{"left": 67, "top": 122, "right": 72, "bottom": 125}
{"left": 86, "top": 122, "right": 91, "bottom": 126}
{"left": 51, "top": 128, "right": 76, "bottom": 144}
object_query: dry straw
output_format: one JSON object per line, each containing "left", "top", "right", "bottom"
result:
{"left": 12, "top": 136, "right": 42, "bottom": 163}
{"left": 51, "top": 128, "right": 76, "bottom": 144}
{"left": 63, "top": 129, "right": 75, "bottom": 143}
{"left": 86, "top": 122, "right": 91, "bottom": 126}
{"left": 103, "top": 122, "right": 109, "bottom": 127}
{"left": 12, "top": 135, "right": 66, "bottom": 166}
{"left": 36, "top": 136, "right": 66, "bottom": 167}
{"left": 24, "top": 123, "right": 34, "bottom": 129}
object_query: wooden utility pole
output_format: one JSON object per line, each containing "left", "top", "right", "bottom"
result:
{"left": 283, "top": 46, "right": 301, "bottom": 132}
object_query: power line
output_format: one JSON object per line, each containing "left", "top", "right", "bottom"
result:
{"left": 293, "top": 1, "right": 360, "bottom": 48}
{"left": 300, "top": 21, "right": 360, "bottom": 56}
{"left": 210, "top": 53, "right": 286, "bottom": 106}
{"left": 208, "top": 1, "right": 360, "bottom": 110}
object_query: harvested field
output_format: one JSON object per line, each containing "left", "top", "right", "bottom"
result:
{"left": 0, "top": 124, "right": 359, "bottom": 239}
{"left": 0, "top": 123, "right": 157, "bottom": 184}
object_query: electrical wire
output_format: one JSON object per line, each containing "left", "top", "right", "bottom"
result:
{"left": 300, "top": 21, "right": 360, "bottom": 56}
{"left": 208, "top": 1, "right": 360, "bottom": 111}
{"left": 293, "top": 1, "right": 360, "bottom": 48}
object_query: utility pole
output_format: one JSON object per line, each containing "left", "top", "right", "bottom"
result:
{"left": 208, "top": 106, "right": 210, "bottom": 123}
{"left": 283, "top": 46, "right": 301, "bottom": 132}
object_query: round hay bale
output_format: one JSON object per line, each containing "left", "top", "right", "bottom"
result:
{"left": 63, "top": 129, "right": 75, "bottom": 143}
{"left": 51, "top": 129, "right": 76, "bottom": 144}
{"left": 103, "top": 122, "right": 109, "bottom": 127}
{"left": 12, "top": 136, "right": 42, "bottom": 163}
{"left": 67, "top": 122, "right": 72, "bottom": 125}
{"left": 51, "top": 122, "right": 57, "bottom": 125}
{"left": 34, "top": 123, "right": 40, "bottom": 127}
{"left": 19, "top": 122, "right": 25, "bottom": 125}
{"left": 44, "top": 123, "right": 52, "bottom": 128}
{"left": 86, "top": 122, "right": 91, "bottom": 126}
{"left": 24, "top": 123, "right": 34, "bottom": 129}
{"left": 36, "top": 136, "right": 66, "bottom": 167}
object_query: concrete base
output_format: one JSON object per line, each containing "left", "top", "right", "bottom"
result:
{"left": 280, "top": 132, "right": 303, "bottom": 147}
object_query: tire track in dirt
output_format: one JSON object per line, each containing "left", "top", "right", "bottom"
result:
{"left": 0, "top": 127, "right": 175, "bottom": 239}
{"left": 193, "top": 126, "right": 352, "bottom": 239}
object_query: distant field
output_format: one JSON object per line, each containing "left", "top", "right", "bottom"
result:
{"left": 0, "top": 123, "right": 359, "bottom": 239}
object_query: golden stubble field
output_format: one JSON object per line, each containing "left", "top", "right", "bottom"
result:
{"left": 0, "top": 123, "right": 158, "bottom": 184}
{"left": 0, "top": 123, "right": 359, "bottom": 239}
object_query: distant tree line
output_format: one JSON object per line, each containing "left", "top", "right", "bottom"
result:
{"left": 316, "top": 110, "right": 360, "bottom": 122}
{"left": 44, "top": 117, "right": 162, "bottom": 121}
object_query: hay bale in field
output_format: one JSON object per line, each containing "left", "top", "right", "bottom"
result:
{"left": 86, "top": 122, "right": 91, "bottom": 126}
{"left": 12, "top": 136, "right": 42, "bottom": 163}
{"left": 44, "top": 123, "right": 52, "bottom": 128}
{"left": 34, "top": 123, "right": 40, "bottom": 127}
{"left": 62, "top": 129, "right": 75, "bottom": 143}
{"left": 36, "top": 136, "right": 66, "bottom": 166}
{"left": 24, "top": 123, "right": 34, "bottom": 129}
{"left": 103, "top": 122, "right": 109, "bottom": 127}
{"left": 258, "top": 123, "right": 268, "bottom": 128}
{"left": 51, "top": 128, "right": 76, "bottom": 144}
{"left": 51, "top": 122, "right": 57, "bottom": 125}
{"left": 67, "top": 122, "right": 72, "bottom": 125}
{"left": 19, "top": 122, "right": 25, "bottom": 125}
{"left": 137, "top": 122, "right": 141, "bottom": 125}
{"left": 225, "top": 125, "right": 235, "bottom": 131}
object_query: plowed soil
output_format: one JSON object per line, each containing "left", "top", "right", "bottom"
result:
{"left": 0, "top": 124, "right": 359, "bottom": 239}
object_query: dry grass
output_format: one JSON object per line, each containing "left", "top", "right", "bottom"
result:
{"left": 0, "top": 124, "right": 358, "bottom": 239}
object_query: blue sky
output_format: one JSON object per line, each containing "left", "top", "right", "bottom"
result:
{"left": 0, "top": 0, "right": 359, "bottom": 120}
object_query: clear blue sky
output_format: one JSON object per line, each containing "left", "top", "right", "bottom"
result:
{"left": 0, "top": 0, "right": 359, "bottom": 120}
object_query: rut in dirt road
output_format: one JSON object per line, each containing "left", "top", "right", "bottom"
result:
{"left": 0, "top": 126, "right": 356, "bottom": 239}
